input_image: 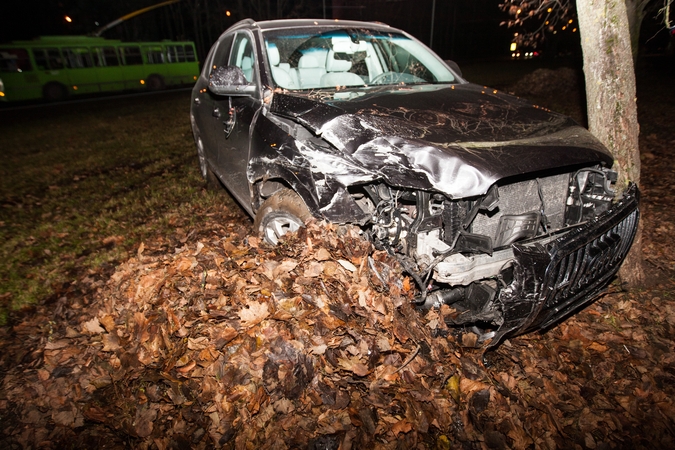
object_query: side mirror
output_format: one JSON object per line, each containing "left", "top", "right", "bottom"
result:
{"left": 208, "top": 66, "right": 257, "bottom": 96}
{"left": 444, "top": 60, "right": 462, "bottom": 78}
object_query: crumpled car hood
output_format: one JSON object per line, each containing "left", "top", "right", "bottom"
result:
{"left": 269, "top": 83, "right": 613, "bottom": 198}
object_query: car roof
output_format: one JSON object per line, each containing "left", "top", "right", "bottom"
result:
{"left": 226, "top": 18, "right": 395, "bottom": 34}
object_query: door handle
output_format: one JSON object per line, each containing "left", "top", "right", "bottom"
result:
{"left": 223, "top": 107, "right": 236, "bottom": 138}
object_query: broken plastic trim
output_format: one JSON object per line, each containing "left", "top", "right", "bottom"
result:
{"left": 485, "top": 182, "right": 638, "bottom": 348}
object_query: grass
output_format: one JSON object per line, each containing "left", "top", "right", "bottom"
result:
{"left": 0, "top": 91, "right": 233, "bottom": 324}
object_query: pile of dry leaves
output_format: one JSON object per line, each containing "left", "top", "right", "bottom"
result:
{"left": 1, "top": 198, "right": 674, "bottom": 449}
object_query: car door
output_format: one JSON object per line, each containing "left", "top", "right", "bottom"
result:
{"left": 192, "top": 34, "right": 234, "bottom": 172}
{"left": 211, "top": 31, "right": 261, "bottom": 209}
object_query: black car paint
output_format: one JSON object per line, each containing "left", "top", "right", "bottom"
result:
{"left": 252, "top": 84, "right": 613, "bottom": 221}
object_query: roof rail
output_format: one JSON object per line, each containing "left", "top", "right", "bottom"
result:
{"left": 230, "top": 18, "right": 257, "bottom": 29}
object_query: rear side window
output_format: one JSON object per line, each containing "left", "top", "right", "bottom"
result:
{"left": 93, "top": 47, "right": 120, "bottom": 67}
{"left": 143, "top": 46, "right": 164, "bottom": 64}
{"left": 210, "top": 34, "right": 234, "bottom": 76}
{"left": 32, "top": 48, "right": 65, "bottom": 70}
{"left": 184, "top": 45, "right": 196, "bottom": 62}
{"left": 166, "top": 45, "right": 185, "bottom": 63}
{"left": 121, "top": 46, "right": 142, "bottom": 65}
{"left": 63, "top": 47, "right": 94, "bottom": 69}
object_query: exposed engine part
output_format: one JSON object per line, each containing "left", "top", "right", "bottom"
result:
{"left": 565, "top": 168, "right": 617, "bottom": 224}
{"left": 353, "top": 167, "right": 621, "bottom": 332}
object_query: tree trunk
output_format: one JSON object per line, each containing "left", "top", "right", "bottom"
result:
{"left": 575, "top": 0, "right": 644, "bottom": 286}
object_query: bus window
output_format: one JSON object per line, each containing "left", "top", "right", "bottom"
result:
{"left": 166, "top": 45, "right": 185, "bottom": 63}
{"left": 93, "top": 47, "right": 120, "bottom": 66}
{"left": 143, "top": 46, "right": 164, "bottom": 64}
{"left": 33, "top": 48, "right": 65, "bottom": 70}
{"left": 121, "top": 46, "right": 142, "bottom": 65}
{"left": 185, "top": 45, "right": 196, "bottom": 62}
{"left": 63, "top": 48, "right": 94, "bottom": 69}
{"left": 1, "top": 49, "right": 33, "bottom": 72}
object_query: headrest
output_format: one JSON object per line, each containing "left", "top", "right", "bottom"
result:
{"left": 326, "top": 50, "right": 352, "bottom": 72}
{"left": 298, "top": 54, "right": 320, "bottom": 69}
{"left": 267, "top": 43, "right": 280, "bottom": 66}
{"left": 331, "top": 36, "right": 367, "bottom": 53}
{"left": 241, "top": 56, "right": 252, "bottom": 70}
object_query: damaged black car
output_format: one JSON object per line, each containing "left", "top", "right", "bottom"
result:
{"left": 190, "top": 19, "right": 639, "bottom": 347}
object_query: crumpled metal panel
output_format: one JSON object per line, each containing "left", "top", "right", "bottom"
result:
{"left": 267, "top": 83, "right": 613, "bottom": 200}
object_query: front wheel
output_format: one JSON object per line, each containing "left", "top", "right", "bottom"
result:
{"left": 254, "top": 189, "right": 312, "bottom": 245}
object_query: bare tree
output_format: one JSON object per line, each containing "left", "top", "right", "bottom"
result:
{"left": 501, "top": 0, "right": 672, "bottom": 60}
{"left": 576, "top": 0, "right": 643, "bottom": 286}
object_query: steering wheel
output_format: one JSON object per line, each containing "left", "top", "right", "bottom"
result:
{"left": 370, "top": 71, "right": 427, "bottom": 85}
{"left": 369, "top": 71, "right": 401, "bottom": 85}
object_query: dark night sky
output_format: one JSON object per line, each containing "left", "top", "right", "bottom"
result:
{"left": 0, "top": 0, "right": 534, "bottom": 61}
{"left": 4, "top": 1, "right": 671, "bottom": 61}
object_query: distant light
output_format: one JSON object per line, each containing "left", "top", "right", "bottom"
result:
{"left": 516, "top": 9, "right": 521, "bottom": 14}
{"left": 510, "top": 42, "right": 517, "bottom": 51}
{"left": 514, "top": 32, "right": 518, "bottom": 37}
{"left": 0, "top": 92, "right": 5, "bottom": 97}
{"left": 65, "top": 15, "right": 72, "bottom": 23}
{"left": 573, "top": 28, "right": 577, "bottom": 32}
{"left": 226, "top": 10, "right": 231, "bottom": 16}
{"left": 193, "top": 75, "right": 197, "bottom": 80}
{"left": 95, "top": 21, "right": 99, "bottom": 26}
{"left": 547, "top": 8, "right": 552, "bottom": 12}
{"left": 569, "top": 19, "right": 573, "bottom": 24}
{"left": 562, "top": 26, "right": 566, "bottom": 31}
{"left": 73, "top": 85, "right": 78, "bottom": 90}
{"left": 140, "top": 79, "right": 145, "bottom": 85}
{"left": 545, "top": 21, "right": 549, "bottom": 25}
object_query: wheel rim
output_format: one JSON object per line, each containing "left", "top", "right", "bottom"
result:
{"left": 263, "top": 213, "right": 303, "bottom": 245}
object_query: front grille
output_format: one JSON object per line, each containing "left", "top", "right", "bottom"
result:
{"left": 530, "top": 184, "right": 640, "bottom": 330}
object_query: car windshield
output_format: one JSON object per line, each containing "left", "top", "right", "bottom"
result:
{"left": 262, "top": 27, "right": 456, "bottom": 91}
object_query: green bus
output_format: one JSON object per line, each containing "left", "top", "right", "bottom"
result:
{"left": 0, "top": 35, "right": 199, "bottom": 102}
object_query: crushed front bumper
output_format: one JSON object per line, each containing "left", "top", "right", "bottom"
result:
{"left": 486, "top": 183, "right": 640, "bottom": 347}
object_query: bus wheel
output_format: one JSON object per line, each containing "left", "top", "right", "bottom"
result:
{"left": 43, "top": 82, "right": 68, "bottom": 102}
{"left": 146, "top": 75, "right": 165, "bottom": 91}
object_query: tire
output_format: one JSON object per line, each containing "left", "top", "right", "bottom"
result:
{"left": 43, "top": 82, "right": 68, "bottom": 102}
{"left": 196, "top": 136, "right": 222, "bottom": 190}
{"left": 254, "top": 189, "right": 312, "bottom": 245}
{"left": 146, "top": 74, "right": 165, "bottom": 91}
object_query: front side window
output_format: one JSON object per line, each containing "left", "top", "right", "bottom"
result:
{"left": 229, "top": 33, "right": 256, "bottom": 83}
{"left": 0, "top": 49, "right": 32, "bottom": 72}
